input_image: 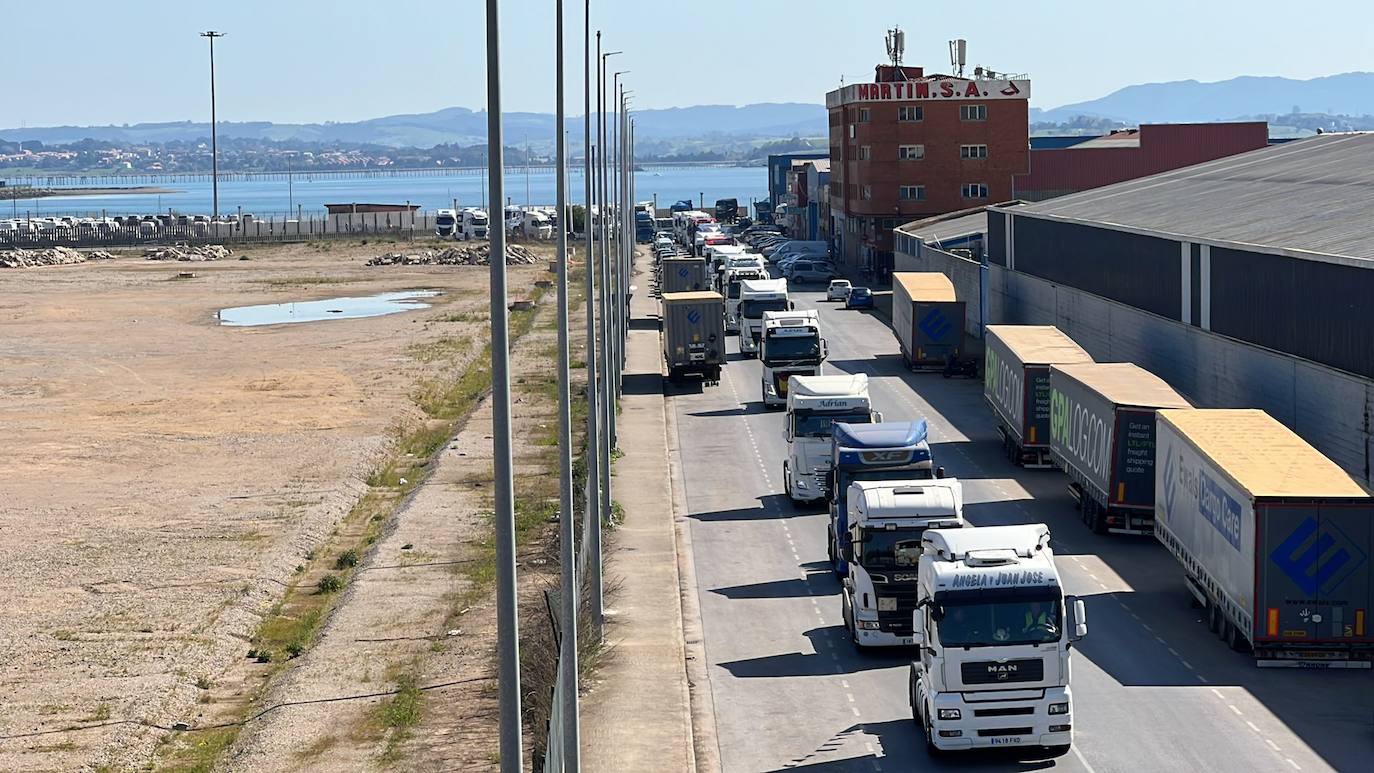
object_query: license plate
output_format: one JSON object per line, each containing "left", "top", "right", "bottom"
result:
{"left": 899, "top": 636, "right": 913, "bottom": 645}
{"left": 689, "top": 352, "right": 704, "bottom": 361}
{"left": 878, "top": 597, "right": 897, "bottom": 611}
{"left": 990, "top": 737, "right": 1023, "bottom": 746}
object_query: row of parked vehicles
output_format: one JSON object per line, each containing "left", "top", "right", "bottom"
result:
{"left": 0, "top": 212, "right": 255, "bottom": 242}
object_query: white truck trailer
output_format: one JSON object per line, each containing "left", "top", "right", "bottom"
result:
{"left": 840, "top": 479, "right": 965, "bottom": 648}
{"left": 760, "top": 310, "right": 826, "bottom": 408}
{"left": 783, "top": 374, "right": 878, "bottom": 504}
{"left": 1155, "top": 408, "right": 1374, "bottom": 666}
{"left": 910, "top": 523, "right": 1086, "bottom": 756}
{"left": 738, "top": 278, "right": 790, "bottom": 357}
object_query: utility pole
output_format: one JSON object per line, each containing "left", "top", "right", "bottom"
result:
{"left": 583, "top": 3, "right": 605, "bottom": 639}
{"left": 200, "top": 31, "right": 223, "bottom": 221}
{"left": 485, "top": 2, "right": 522, "bottom": 769}
{"left": 600, "top": 45, "right": 621, "bottom": 497}
{"left": 554, "top": 0, "right": 580, "bottom": 767}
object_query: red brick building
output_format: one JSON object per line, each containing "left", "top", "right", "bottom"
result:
{"left": 825, "top": 64, "right": 1030, "bottom": 275}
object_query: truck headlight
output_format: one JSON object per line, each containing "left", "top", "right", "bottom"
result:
{"left": 1048, "top": 702, "right": 1070, "bottom": 715}
{"left": 937, "top": 708, "right": 961, "bottom": 720}
{"left": 794, "top": 478, "right": 807, "bottom": 489}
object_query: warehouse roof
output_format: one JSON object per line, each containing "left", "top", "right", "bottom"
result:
{"left": 1159, "top": 409, "right": 1370, "bottom": 499}
{"left": 1005, "top": 133, "right": 1374, "bottom": 265}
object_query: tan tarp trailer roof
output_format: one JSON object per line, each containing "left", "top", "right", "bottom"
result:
{"left": 1052, "top": 362, "right": 1192, "bottom": 409}
{"left": 662, "top": 291, "right": 723, "bottom": 302}
{"left": 985, "top": 325, "right": 1093, "bottom": 366}
{"left": 1158, "top": 408, "right": 1370, "bottom": 499}
{"left": 893, "top": 272, "right": 957, "bottom": 302}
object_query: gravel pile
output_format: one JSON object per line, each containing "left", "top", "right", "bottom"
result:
{"left": 0, "top": 246, "right": 117, "bottom": 268}
{"left": 143, "top": 244, "right": 233, "bottom": 261}
{"left": 366, "top": 243, "right": 541, "bottom": 267}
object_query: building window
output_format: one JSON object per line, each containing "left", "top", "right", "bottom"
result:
{"left": 858, "top": 108, "right": 871, "bottom": 123}
{"left": 898, "top": 105, "right": 923, "bottom": 122}
{"left": 899, "top": 185, "right": 925, "bottom": 201}
{"left": 857, "top": 145, "right": 871, "bottom": 161}
{"left": 860, "top": 185, "right": 872, "bottom": 200}
{"left": 960, "top": 144, "right": 989, "bottom": 159}
{"left": 960, "top": 104, "right": 988, "bottom": 121}
{"left": 898, "top": 144, "right": 925, "bottom": 160}
{"left": 961, "top": 183, "right": 989, "bottom": 199}
{"left": 848, "top": 124, "right": 856, "bottom": 139}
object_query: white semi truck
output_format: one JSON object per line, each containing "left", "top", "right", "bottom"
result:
{"left": 459, "top": 208, "right": 489, "bottom": 240}
{"left": 784, "top": 374, "right": 878, "bottom": 504}
{"left": 909, "top": 523, "right": 1087, "bottom": 757}
{"left": 738, "top": 278, "right": 790, "bottom": 357}
{"left": 760, "top": 310, "right": 826, "bottom": 408}
{"left": 435, "top": 208, "right": 458, "bottom": 238}
{"left": 723, "top": 266, "right": 768, "bottom": 332}
{"left": 840, "top": 479, "right": 965, "bottom": 648}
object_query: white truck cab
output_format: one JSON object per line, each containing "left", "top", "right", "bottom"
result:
{"left": 760, "top": 310, "right": 826, "bottom": 407}
{"left": 435, "top": 208, "right": 458, "bottom": 238}
{"left": 841, "top": 479, "right": 965, "bottom": 647}
{"left": 910, "top": 524, "right": 1087, "bottom": 758}
{"left": 460, "top": 208, "right": 490, "bottom": 240}
{"left": 738, "top": 278, "right": 790, "bottom": 356}
{"left": 723, "top": 266, "right": 768, "bottom": 331}
{"left": 784, "top": 374, "right": 879, "bottom": 503}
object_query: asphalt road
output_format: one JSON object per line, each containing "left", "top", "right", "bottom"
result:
{"left": 667, "top": 279, "right": 1373, "bottom": 773}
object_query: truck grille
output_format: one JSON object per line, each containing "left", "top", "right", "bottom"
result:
{"left": 977, "top": 727, "right": 1033, "bottom": 737}
{"left": 872, "top": 577, "right": 920, "bottom": 634}
{"left": 973, "top": 707, "right": 1035, "bottom": 718}
{"left": 961, "top": 659, "right": 1044, "bottom": 685}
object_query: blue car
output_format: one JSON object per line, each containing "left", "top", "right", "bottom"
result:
{"left": 845, "top": 286, "right": 873, "bottom": 309}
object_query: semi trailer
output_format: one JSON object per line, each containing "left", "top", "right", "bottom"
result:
{"left": 892, "top": 272, "right": 966, "bottom": 370}
{"left": 1048, "top": 362, "right": 1192, "bottom": 535}
{"left": 660, "top": 256, "right": 710, "bottom": 295}
{"left": 661, "top": 291, "right": 725, "bottom": 385}
{"left": 984, "top": 325, "right": 1094, "bottom": 469}
{"left": 1155, "top": 408, "right": 1374, "bottom": 666}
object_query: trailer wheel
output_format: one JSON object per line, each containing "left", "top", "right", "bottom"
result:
{"left": 1208, "top": 603, "right": 1222, "bottom": 633}
{"left": 1227, "top": 621, "right": 1250, "bottom": 653}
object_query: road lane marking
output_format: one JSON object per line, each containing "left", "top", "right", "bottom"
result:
{"left": 850, "top": 706, "right": 860, "bottom": 717}
{"left": 1286, "top": 759, "right": 1301, "bottom": 770}
{"left": 1180, "top": 659, "right": 1195, "bottom": 671}
{"left": 1227, "top": 704, "right": 1243, "bottom": 716}
{"left": 1071, "top": 744, "right": 1099, "bottom": 773}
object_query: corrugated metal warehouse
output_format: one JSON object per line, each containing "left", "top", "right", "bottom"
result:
{"left": 987, "top": 133, "right": 1374, "bottom": 381}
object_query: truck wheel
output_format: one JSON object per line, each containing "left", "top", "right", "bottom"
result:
{"left": 1208, "top": 603, "right": 1222, "bottom": 634}
{"left": 1227, "top": 621, "right": 1250, "bottom": 653}
{"left": 923, "top": 713, "right": 945, "bottom": 758}
{"left": 783, "top": 463, "right": 799, "bottom": 504}
{"left": 827, "top": 531, "right": 836, "bottom": 567}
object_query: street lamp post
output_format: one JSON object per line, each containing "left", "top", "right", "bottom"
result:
{"left": 583, "top": 10, "right": 606, "bottom": 641}
{"left": 597, "top": 43, "right": 621, "bottom": 557}
{"left": 200, "top": 31, "right": 224, "bottom": 221}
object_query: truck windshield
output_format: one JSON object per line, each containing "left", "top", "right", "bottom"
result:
{"left": 859, "top": 528, "right": 925, "bottom": 568}
{"left": 935, "top": 597, "right": 1062, "bottom": 647}
{"left": 763, "top": 335, "right": 821, "bottom": 361}
{"left": 741, "top": 299, "right": 789, "bottom": 318}
{"left": 436, "top": 215, "right": 455, "bottom": 225}
{"left": 727, "top": 282, "right": 743, "bottom": 299}
{"left": 794, "top": 410, "right": 871, "bottom": 437}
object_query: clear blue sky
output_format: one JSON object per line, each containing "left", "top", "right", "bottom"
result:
{"left": 5, "top": 0, "right": 1372, "bottom": 127}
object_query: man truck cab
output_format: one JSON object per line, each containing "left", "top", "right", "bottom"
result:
{"left": 910, "top": 524, "right": 1086, "bottom": 757}
{"left": 760, "top": 310, "right": 826, "bottom": 408}
{"left": 784, "top": 374, "right": 879, "bottom": 504}
{"left": 737, "top": 278, "right": 789, "bottom": 357}
{"left": 841, "top": 479, "right": 965, "bottom": 648}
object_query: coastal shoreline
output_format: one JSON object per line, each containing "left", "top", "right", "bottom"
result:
{"left": 1, "top": 185, "right": 180, "bottom": 201}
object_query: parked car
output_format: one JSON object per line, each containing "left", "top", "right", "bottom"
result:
{"left": 845, "top": 286, "right": 874, "bottom": 309}
{"left": 826, "top": 279, "right": 853, "bottom": 301}
{"left": 784, "top": 259, "right": 837, "bottom": 284}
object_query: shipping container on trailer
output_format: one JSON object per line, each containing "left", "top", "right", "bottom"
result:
{"left": 1155, "top": 409, "right": 1374, "bottom": 667}
{"left": 891, "top": 272, "right": 966, "bottom": 370}
{"left": 661, "top": 256, "right": 709, "bottom": 294}
{"left": 662, "top": 291, "right": 725, "bottom": 385}
{"left": 1049, "top": 363, "right": 1191, "bottom": 535}
{"left": 984, "top": 325, "right": 1094, "bottom": 468}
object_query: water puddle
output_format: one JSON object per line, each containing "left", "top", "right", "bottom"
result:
{"left": 218, "top": 289, "right": 440, "bottom": 326}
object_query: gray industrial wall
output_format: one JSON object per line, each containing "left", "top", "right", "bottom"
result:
{"left": 898, "top": 240, "right": 1374, "bottom": 488}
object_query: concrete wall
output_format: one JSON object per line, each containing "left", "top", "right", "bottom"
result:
{"left": 899, "top": 243, "right": 1374, "bottom": 487}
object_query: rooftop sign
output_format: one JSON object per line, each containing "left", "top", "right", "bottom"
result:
{"left": 826, "top": 78, "right": 1030, "bottom": 108}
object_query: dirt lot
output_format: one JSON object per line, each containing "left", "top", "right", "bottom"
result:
{"left": 0, "top": 240, "right": 544, "bottom": 771}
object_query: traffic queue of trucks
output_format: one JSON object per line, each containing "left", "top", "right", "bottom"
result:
{"left": 651, "top": 213, "right": 1091, "bottom": 755}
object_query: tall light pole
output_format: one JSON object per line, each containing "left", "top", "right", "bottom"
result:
{"left": 597, "top": 43, "right": 621, "bottom": 548}
{"left": 484, "top": 1, "right": 522, "bottom": 769}
{"left": 554, "top": 0, "right": 580, "bottom": 768}
{"left": 200, "top": 31, "right": 224, "bottom": 220}
{"left": 611, "top": 72, "right": 628, "bottom": 382}
{"left": 583, "top": 6, "right": 605, "bottom": 639}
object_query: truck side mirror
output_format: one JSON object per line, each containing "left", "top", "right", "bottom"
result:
{"left": 936, "top": 466, "right": 946, "bottom": 479}
{"left": 784, "top": 424, "right": 793, "bottom": 442}
{"left": 820, "top": 339, "right": 829, "bottom": 359}
{"left": 1069, "top": 596, "right": 1088, "bottom": 641}
{"left": 910, "top": 613, "right": 925, "bottom": 645}
{"left": 789, "top": 301, "right": 796, "bottom": 310}
{"left": 872, "top": 411, "right": 884, "bottom": 423}
{"left": 840, "top": 543, "right": 853, "bottom": 564}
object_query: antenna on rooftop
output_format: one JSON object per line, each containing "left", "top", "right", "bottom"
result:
{"left": 885, "top": 26, "right": 905, "bottom": 67}
{"left": 948, "top": 38, "right": 967, "bottom": 78}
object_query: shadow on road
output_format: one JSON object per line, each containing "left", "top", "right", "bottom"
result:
{"left": 627, "top": 317, "right": 660, "bottom": 331}
{"left": 716, "top": 626, "right": 908, "bottom": 679}
{"left": 689, "top": 494, "right": 807, "bottom": 522}
{"left": 622, "top": 372, "right": 666, "bottom": 396}
{"left": 688, "top": 404, "right": 768, "bottom": 418}
{"left": 709, "top": 576, "right": 834, "bottom": 600}
{"left": 760, "top": 718, "right": 1066, "bottom": 772}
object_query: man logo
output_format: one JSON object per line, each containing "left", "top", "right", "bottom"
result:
{"left": 1271, "top": 516, "right": 1366, "bottom": 596}
{"left": 918, "top": 308, "right": 953, "bottom": 341}
{"left": 686, "top": 309, "right": 701, "bottom": 325}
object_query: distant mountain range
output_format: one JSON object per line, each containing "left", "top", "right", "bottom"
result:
{"left": 1032, "top": 72, "right": 1374, "bottom": 124}
{"left": 6, "top": 72, "right": 1374, "bottom": 150}
{"left": 0, "top": 103, "right": 829, "bottom": 149}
